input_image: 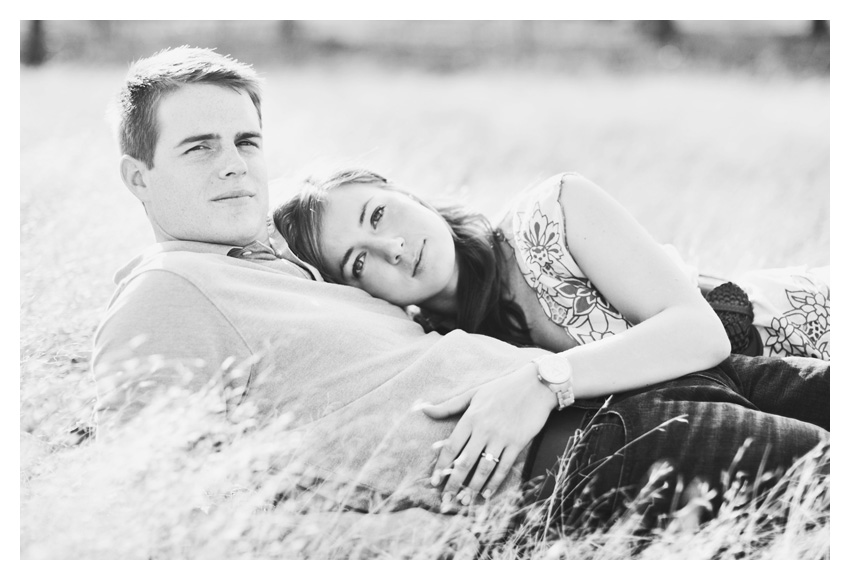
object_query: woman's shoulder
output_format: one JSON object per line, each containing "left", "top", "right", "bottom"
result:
{"left": 511, "top": 171, "right": 593, "bottom": 208}
{"left": 494, "top": 172, "right": 584, "bottom": 232}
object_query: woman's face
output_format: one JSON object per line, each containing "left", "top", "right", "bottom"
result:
{"left": 317, "top": 183, "right": 459, "bottom": 309}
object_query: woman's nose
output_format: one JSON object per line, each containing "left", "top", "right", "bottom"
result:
{"left": 375, "top": 236, "right": 404, "bottom": 264}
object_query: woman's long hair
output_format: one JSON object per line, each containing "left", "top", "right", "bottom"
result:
{"left": 273, "top": 168, "right": 532, "bottom": 346}
{"left": 421, "top": 204, "right": 532, "bottom": 346}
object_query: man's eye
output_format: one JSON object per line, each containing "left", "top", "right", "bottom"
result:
{"left": 352, "top": 252, "right": 366, "bottom": 278}
{"left": 186, "top": 144, "right": 208, "bottom": 153}
{"left": 238, "top": 140, "right": 259, "bottom": 148}
{"left": 371, "top": 205, "right": 385, "bottom": 228}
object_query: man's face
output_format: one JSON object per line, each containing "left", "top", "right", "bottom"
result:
{"left": 139, "top": 83, "right": 269, "bottom": 246}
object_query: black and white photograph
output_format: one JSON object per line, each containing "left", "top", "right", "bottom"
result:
{"left": 19, "top": 15, "right": 833, "bottom": 561}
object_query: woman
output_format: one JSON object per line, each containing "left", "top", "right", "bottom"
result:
{"left": 273, "top": 168, "right": 830, "bottom": 509}
{"left": 274, "top": 169, "right": 829, "bottom": 361}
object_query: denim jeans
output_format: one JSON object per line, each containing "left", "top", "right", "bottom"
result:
{"left": 523, "top": 354, "right": 830, "bottom": 528}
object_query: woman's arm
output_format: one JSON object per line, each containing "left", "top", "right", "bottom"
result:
{"left": 552, "top": 173, "right": 730, "bottom": 397}
{"left": 424, "top": 174, "right": 730, "bottom": 506}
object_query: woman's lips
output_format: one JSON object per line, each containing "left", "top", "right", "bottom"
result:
{"left": 413, "top": 240, "right": 425, "bottom": 277}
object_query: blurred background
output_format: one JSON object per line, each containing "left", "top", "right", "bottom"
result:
{"left": 20, "top": 20, "right": 830, "bottom": 73}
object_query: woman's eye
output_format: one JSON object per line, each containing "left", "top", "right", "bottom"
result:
{"left": 352, "top": 252, "right": 366, "bottom": 278}
{"left": 370, "top": 205, "right": 385, "bottom": 229}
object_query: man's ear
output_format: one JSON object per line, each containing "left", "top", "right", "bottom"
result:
{"left": 120, "top": 155, "right": 152, "bottom": 202}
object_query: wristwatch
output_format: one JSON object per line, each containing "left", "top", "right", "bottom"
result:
{"left": 533, "top": 354, "right": 575, "bottom": 410}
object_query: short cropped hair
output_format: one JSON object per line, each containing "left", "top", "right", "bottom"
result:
{"left": 111, "top": 46, "right": 262, "bottom": 169}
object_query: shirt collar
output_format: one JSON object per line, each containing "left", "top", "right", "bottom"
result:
{"left": 226, "top": 239, "right": 277, "bottom": 261}
{"left": 227, "top": 216, "right": 324, "bottom": 281}
{"left": 118, "top": 219, "right": 325, "bottom": 282}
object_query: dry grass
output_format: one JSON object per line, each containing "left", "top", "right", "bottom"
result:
{"left": 20, "top": 375, "right": 829, "bottom": 560}
{"left": 20, "top": 62, "right": 829, "bottom": 559}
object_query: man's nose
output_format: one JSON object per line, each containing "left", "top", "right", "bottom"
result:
{"left": 375, "top": 236, "right": 404, "bottom": 265}
{"left": 218, "top": 145, "right": 248, "bottom": 179}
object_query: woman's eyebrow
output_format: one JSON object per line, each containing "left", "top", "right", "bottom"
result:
{"left": 358, "top": 198, "right": 370, "bottom": 226}
{"left": 339, "top": 248, "right": 353, "bottom": 280}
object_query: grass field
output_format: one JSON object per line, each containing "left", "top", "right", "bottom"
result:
{"left": 20, "top": 62, "right": 829, "bottom": 559}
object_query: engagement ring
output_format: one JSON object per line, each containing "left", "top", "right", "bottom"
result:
{"left": 481, "top": 452, "right": 500, "bottom": 463}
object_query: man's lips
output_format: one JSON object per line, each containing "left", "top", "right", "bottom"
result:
{"left": 212, "top": 190, "right": 255, "bottom": 202}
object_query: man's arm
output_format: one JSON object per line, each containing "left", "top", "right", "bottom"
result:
{"left": 93, "top": 270, "right": 252, "bottom": 428}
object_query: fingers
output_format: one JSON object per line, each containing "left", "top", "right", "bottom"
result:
{"left": 419, "top": 391, "right": 474, "bottom": 420}
{"left": 439, "top": 445, "right": 519, "bottom": 511}
{"left": 430, "top": 419, "right": 471, "bottom": 487}
{"left": 441, "top": 434, "right": 487, "bottom": 498}
{"left": 425, "top": 393, "right": 477, "bottom": 487}
{"left": 480, "top": 447, "right": 520, "bottom": 500}
{"left": 460, "top": 448, "right": 503, "bottom": 503}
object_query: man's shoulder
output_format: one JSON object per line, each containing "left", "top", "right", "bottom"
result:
{"left": 104, "top": 245, "right": 238, "bottom": 322}
{"left": 117, "top": 244, "right": 227, "bottom": 280}
{"left": 94, "top": 256, "right": 243, "bottom": 369}
{"left": 101, "top": 269, "right": 220, "bottom": 338}
{"left": 112, "top": 243, "right": 252, "bottom": 301}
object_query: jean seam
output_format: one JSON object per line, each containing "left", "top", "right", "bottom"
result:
{"left": 687, "top": 372, "right": 729, "bottom": 387}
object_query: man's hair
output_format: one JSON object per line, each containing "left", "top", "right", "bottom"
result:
{"left": 111, "top": 46, "right": 262, "bottom": 169}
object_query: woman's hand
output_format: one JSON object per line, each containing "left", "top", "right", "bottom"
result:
{"left": 418, "top": 361, "right": 556, "bottom": 509}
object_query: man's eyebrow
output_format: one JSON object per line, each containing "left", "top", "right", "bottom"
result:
{"left": 236, "top": 131, "right": 263, "bottom": 141}
{"left": 174, "top": 131, "right": 262, "bottom": 149}
{"left": 175, "top": 133, "right": 219, "bottom": 149}
{"left": 338, "top": 199, "right": 371, "bottom": 279}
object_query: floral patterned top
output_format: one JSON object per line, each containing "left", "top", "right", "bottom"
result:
{"left": 737, "top": 266, "right": 830, "bottom": 360}
{"left": 503, "top": 173, "right": 830, "bottom": 359}
{"left": 505, "top": 173, "right": 629, "bottom": 346}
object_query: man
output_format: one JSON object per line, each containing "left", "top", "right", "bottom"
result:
{"left": 94, "top": 47, "right": 828, "bottom": 525}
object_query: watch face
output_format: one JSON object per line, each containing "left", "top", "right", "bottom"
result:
{"left": 539, "top": 355, "right": 572, "bottom": 384}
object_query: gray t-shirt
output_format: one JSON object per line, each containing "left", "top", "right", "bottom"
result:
{"left": 93, "top": 239, "right": 544, "bottom": 511}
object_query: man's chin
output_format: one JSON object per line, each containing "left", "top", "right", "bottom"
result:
{"left": 207, "top": 214, "right": 268, "bottom": 247}
{"left": 227, "top": 225, "right": 270, "bottom": 248}
{"left": 151, "top": 215, "right": 268, "bottom": 247}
